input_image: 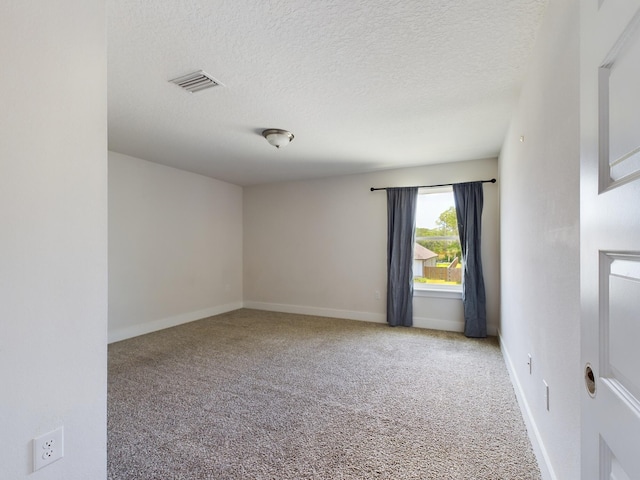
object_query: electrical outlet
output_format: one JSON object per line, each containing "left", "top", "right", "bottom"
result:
{"left": 33, "top": 427, "right": 64, "bottom": 471}
{"left": 374, "top": 290, "right": 381, "bottom": 300}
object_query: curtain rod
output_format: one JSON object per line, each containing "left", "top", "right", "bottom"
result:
{"left": 370, "top": 178, "right": 496, "bottom": 192}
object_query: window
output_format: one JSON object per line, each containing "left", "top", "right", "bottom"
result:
{"left": 414, "top": 187, "right": 462, "bottom": 294}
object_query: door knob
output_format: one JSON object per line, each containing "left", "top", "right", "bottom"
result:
{"left": 585, "top": 363, "right": 596, "bottom": 397}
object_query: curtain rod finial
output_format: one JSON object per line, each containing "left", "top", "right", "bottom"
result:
{"left": 491, "top": 178, "right": 496, "bottom": 183}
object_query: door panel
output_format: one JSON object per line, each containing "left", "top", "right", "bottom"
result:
{"left": 604, "top": 254, "right": 640, "bottom": 401}
{"left": 581, "top": 1, "right": 640, "bottom": 479}
{"left": 599, "top": 8, "right": 640, "bottom": 188}
{"left": 600, "top": 438, "right": 632, "bottom": 480}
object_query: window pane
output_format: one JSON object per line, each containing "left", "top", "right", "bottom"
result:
{"left": 414, "top": 190, "right": 462, "bottom": 287}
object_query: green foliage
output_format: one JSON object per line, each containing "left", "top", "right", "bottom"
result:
{"left": 436, "top": 206, "right": 458, "bottom": 235}
{"left": 416, "top": 227, "right": 434, "bottom": 238}
{"left": 416, "top": 206, "right": 461, "bottom": 262}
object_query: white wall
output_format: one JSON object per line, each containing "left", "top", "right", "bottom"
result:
{"left": 244, "top": 158, "right": 499, "bottom": 334}
{"left": 108, "top": 152, "right": 243, "bottom": 342}
{"left": 499, "top": 0, "right": 580, "bottom": 478}
{"left": 0, "top": 1, "right": 107, "bottom": 479}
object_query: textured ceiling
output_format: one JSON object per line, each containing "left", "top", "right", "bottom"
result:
{"left": 108, "top": 0, "right": 547, "bottom": 186}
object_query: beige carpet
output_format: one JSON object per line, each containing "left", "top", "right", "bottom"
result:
{"left": 108, "top": 309, "right": 540, "bottom": 479}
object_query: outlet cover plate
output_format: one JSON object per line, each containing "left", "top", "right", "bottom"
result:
{"left": 33, "top": 426, "right": 64, "bottom": 471}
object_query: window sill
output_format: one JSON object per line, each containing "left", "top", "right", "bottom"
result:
{"left": 413, "top": 286, "right": 462, "bottom": 299}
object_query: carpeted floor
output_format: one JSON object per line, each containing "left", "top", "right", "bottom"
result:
{"left": 108, "top": 309, "right": 540, "bottom": 479}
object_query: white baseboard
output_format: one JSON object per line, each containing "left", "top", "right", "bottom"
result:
{"left": 108, "top": 302, "right": 243, "bottom": 344}
{"left": 242, "top": 301, "right": 387, "bottom": 324}
{"left": 243, "top": 301, "right": 493, "bottom": 334}
{"left": 499, "top": 331, "right": 557, "bottom": 480}
{"left": 109, "top": 300, "right": 496, "bottom": 342}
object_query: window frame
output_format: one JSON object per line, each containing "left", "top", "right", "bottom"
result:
{"left": 413, "top": 186, "right": 463, "bottom": 298}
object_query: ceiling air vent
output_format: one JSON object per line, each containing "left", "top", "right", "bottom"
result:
{"left": 169, "top": 70, "right": 223, "bottom": 93}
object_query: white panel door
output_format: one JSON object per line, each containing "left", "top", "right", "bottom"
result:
{"left": 581, "top": 1, "right": 640, "bottom": 479}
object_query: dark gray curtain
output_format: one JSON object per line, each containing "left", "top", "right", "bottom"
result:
{"left": 453, "top": 182, "right": 487, "bottom": 338}
{"left": 386, "top": 187, "right": 418, "bottom": 327}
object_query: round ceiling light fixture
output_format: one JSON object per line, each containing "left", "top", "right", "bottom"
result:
{"left": 262, "top": 129, "right": 294, "bottom": 149}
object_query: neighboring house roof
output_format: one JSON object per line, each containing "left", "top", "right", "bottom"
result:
{"left": 414, "top": 243, "right": 438, "bottom": 260}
